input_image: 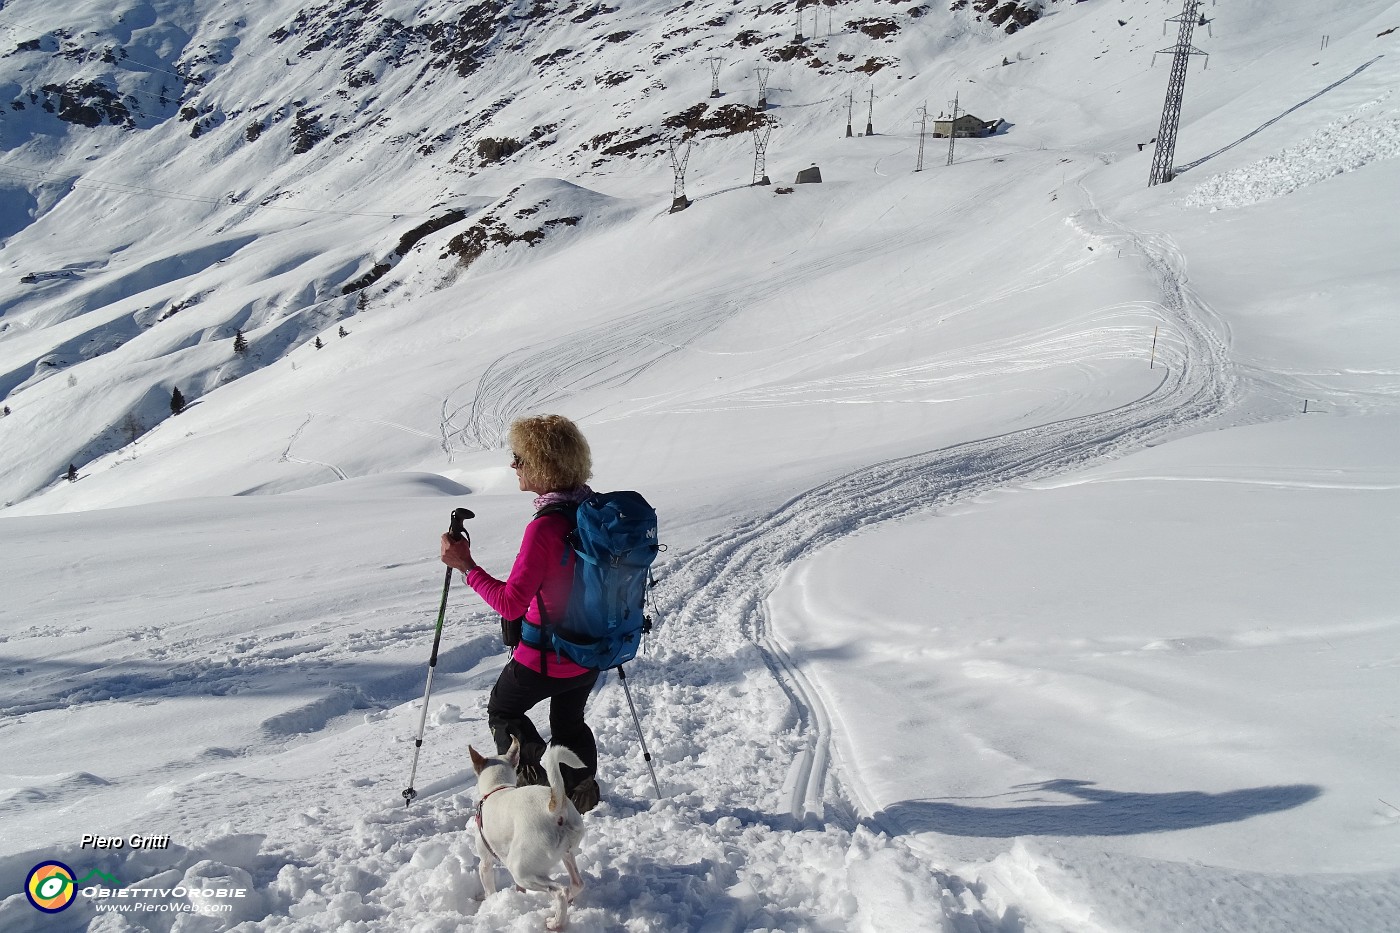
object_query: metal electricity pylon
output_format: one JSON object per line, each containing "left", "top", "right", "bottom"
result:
{"left": 945, "top": 92, "right": 961, "bottom": 165}
{"left": 752, "top": 120, "right": 773, "bottom": 185}
{"left": 705, "top": 56, "right": 725, "bottom": 98}
{"left": 668, "top": 139, "right": 693, "bottom": 212}
{"left": 1148, "top": 0, "right": 1210, "bottom": 186}
{"left": 755, "top": 66, "right": 772, "bottom": 110}
{"left": 865, "top": 84, "right": 875, "bottom": 136}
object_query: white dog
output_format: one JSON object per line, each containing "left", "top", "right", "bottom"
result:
{"left": 469, "top": 738, "right": 587, "bottom": 931}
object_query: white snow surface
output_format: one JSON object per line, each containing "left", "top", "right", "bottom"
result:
{"left": 2, "top": 0, "right": 1400, "bottom": 930}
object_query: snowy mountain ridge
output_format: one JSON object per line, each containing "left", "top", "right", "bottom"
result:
{"left": 4, "top": 0, "right": 1394, "bottom": 511}
{"left": 0, "top": 0, "right": 1071, "bottom": 507}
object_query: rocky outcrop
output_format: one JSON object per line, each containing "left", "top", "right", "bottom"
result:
{"left": 963, "top": 0, "right": 1045, "bottom": 34}
{"left": 12, "top": 81, "right": 134, "bottom": 128}
{"left": 269, "top": 0, "right": 511, "bottom": 80}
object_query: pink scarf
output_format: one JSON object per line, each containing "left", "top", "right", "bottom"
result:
{"left": 533, "top": 485, "right": 592, "bottom": 514}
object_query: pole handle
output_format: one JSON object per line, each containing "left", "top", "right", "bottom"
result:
{"left": 448, "top": 507, "right": 474, "bottom": 543}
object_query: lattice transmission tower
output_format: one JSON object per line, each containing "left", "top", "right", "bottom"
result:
{"left": 705, "top": 56, "right": 725, "bottom": 98}
{"left": 944, "top": 92, "right": 961, "bottom": 165}
{"left": 754, "top": 66, "right": 772, "bottom": 110}
{"left": 751, "top": 120, "right": 773, "bottom": 185}
{"left": 668, "top": 140, "right": 693, "bottom": 212}
{"left": 1148, "top": 0, "right": 1210, "bottom": 187}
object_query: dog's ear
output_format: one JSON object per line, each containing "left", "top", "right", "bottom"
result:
{"left": 506, "top": 736, "right": 520, "bottom": 768}
{"left": 469, "top": 745, "right": 487, "bottom": 774}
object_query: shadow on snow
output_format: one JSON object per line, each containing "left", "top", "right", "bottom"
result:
{"left": 875, "top": 778, "right": 1322, "bottom": 837}
{"left": 0, "top": 633, "right": 503, "bottom": 719}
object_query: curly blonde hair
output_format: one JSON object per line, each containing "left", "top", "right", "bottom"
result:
{"left": 508, "top": 414, "right": 592, "bottom": 492}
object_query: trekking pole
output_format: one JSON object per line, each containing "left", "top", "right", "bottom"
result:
{"left": 403, "top": 507, "right": 473, "bottom": 807}
{"left": 616, "top": 664, "right": 663, "bottom": 799}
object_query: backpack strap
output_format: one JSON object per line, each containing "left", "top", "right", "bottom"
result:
{"left": 530, "top": 593, "right": 549, "bottom": 676}
{"left": 518, "top": 504, "right": 578, "bottom": 674}
{"left": 533, "top": 502, "right": 580, "bottom": 522}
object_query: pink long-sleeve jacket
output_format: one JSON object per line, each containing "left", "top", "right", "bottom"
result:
{"left": 465, "top": 511, "right": 589, "bottom": 678}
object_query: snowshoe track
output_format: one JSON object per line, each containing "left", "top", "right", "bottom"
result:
{"left": 634, "top": 198, "right": 1235, "bottom": 928}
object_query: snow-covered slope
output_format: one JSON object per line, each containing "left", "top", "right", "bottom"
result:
{"left": 2, "top": 0, "right": 1389, "bottom": 509}
{"left": 2, "top": 0, "right": 1399, "bottom": 930}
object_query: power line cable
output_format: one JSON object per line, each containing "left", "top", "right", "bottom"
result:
{"left": 0, "top": 24, "right": 423, "bottom": 219}
{"left": 0, "top": 165, "right": 219, "bottom": 204}
{"left": 0, "top": 15, "right": 200, "bottom": 87}
{"left": 0, "top": 15, "right": 407, "bottom": 193}
{"left": 0, "top": 15, "right": 223, "bottom": 120}
{"left": 0, "top": 163, "right": 422, "bottom": 217}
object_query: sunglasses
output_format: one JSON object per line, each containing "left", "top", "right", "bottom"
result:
{"left": 510, "top": 453, "right": 524, "bottom": 469}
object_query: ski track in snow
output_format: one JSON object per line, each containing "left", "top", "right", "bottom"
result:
{"left": 629, "top": 187, "right": 1235, "bottom": 928}
{"left": 281, "top": 413, "right": 349, "bottom": 481}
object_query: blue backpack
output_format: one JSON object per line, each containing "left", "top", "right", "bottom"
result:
{"left": 523, "top": 491, "right": 660, "bottom": 670}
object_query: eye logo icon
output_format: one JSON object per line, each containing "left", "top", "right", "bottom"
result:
{"left": 26, "top": 861, "right": 77, "bottom": 913}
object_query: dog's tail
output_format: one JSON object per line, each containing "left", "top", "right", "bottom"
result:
{"left": 541, "top": 745, "right": 586, "bottom": 813}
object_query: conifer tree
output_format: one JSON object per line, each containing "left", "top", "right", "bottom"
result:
{"left": 170, "top": 386, "right": 186, "bottom": 415}
{"left": 233, "top": 329, "right": 248, "bottom": 353}
{"left": 66, "top": 464, "right": 78, "bottom": 483}
{"left": 314, "top": 337, "right": 324, "bottom": 350}
{"left": 338, "top": 325, "right": 348, "bottom": 338}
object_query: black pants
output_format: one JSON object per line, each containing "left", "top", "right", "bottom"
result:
{"left": 487, "top": 660, "right": 599, "bottom": 790}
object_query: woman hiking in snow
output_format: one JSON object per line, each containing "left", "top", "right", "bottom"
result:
{"left": 440, "top": 414, "right": 601, "bottom": 813}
